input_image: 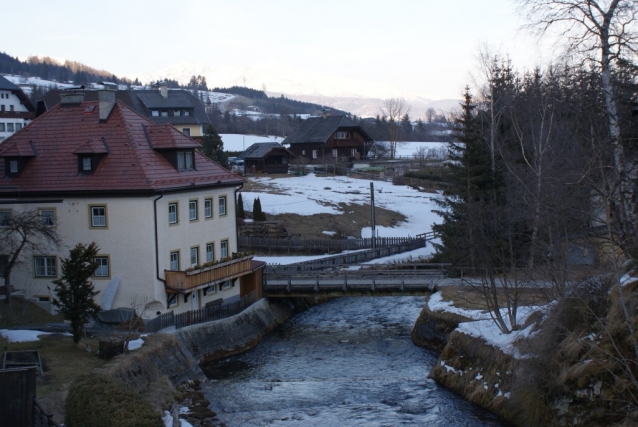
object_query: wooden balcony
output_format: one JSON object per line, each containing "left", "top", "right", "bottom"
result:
{"left": 164, "top": 255, "right": 255, "bottom": 293}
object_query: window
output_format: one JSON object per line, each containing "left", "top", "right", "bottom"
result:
{"left": 189, "top": 200, "right": 198, "bottom": 221}
{"left": 6, "top": 123, "right": 13, "bottom": 132}
{"left": 168, "top": 203, "right": 178, "bottom": 224}
{"left": 94, "top": 256, "right": 109, "bottom": 277}
{"left": 8, "top": 159, "right": 18, "bottom": 174}
{"left": 34, "top": 256, "right": 56, "bottom": 277}
{"left": 161, "top": 111, "right": 168, "bottom": 117}
{"left": 151, "top": 110, "right": 159, "bottom": 117}
{"left": 82, "top": 157, "right": 92, "bottom": 171}
{"left": 174, "top": 110, "right": 181, "bottom": 117}
{"left": 0, "top": 255, "right": 7, "bottom": 277}
{"left": 170, "top": 251, "right": 179, "bottom": 271}
{"left": 190, "top": 246, "right": 199, "bottom": 267}
{"left": 206, "top": 243, "right": 214, "bottom": 262}
{"left": 15, "top": 123, "right": 22, "bottom": 131}
{"left": 0, "top": 209, "right": 10, "bottom": 227}
{"left": 219, "top": 196, "right": 227, "bottom": 216}
{"left": 302, "top": 150, "right": 306, "bottom": 156}
{"left": 177, "top": 151, "right": 194, "bottom": 171}
{"left": 332, "top": 149, "right": 338, "bottom": 158}
{"left": 351, "top": 149, "right": 357, "bottom": 157}
{"left": 220, "top": 240, "right": 228, "bottom": 259}
{"left": 312, "top": 150, "right": 318, "bottom": 159}
{"left": 167, "top": 294, "right": 178, "bottom": 308}
{"left": 39, "top": 209, "right": 55, "bottom": 227}
{"left": 0, "top": 123, "right": 4, "bottom": 131}
{"left": 182, "top": 128, "right": 190, "bottom": 136}
{"left": 9, "top": 105, "right": 14, "bottom": 112}
{"left": 184, "top": 110, "right": 190, "bottom": 116}
{"left": 90, "top": 206, "right": 107, "bottom": 228}
{"left": 204, "top": 198, "right": 212, "bottom": 218}
{"left": 336, "top": 131, "right": 349, "bottom": 139}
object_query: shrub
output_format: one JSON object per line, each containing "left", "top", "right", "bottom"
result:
{"left": 65, "top": 373, "right": 162, "bottom": 427}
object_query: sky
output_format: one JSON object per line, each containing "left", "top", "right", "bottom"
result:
{"left": 2, "top": 0, "right": 555, "bottom": 101}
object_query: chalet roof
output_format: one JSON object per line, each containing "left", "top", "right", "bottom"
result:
{"left": 0, "top": 75, "right": 21, "bottom": 91}
{"left": 283, "top": 115, "right": 373, "bottom": 145}
{"left": 0, "top": 100, "right": 243, "bottom": 197}
{"left": 239, "top": 142, "right": 295, "bottom": 160}
{"left": 41, "top": 89, "right": 211, "bottom": 126}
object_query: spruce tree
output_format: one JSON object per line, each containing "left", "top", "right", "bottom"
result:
{"left": 433, "top": 87, "right": 500, "bottom": 268}
{"left": 200, "top": 124, "right": 228, "bottom": 169}
{"left": 53, "top": 242, "right": 102, "bottom": 346}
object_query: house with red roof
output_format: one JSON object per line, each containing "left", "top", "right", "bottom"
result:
{"left": 0, "top": 75, "right": 35, "bottom": 143}
{"left": 0, "top": 89, "right": 264, "bottom": 315}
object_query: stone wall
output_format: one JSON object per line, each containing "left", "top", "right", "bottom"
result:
{"left": 175, "top": 297, "right": 316, "bottom": 364}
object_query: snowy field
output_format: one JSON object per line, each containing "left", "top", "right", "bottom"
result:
{"left": 221, "top": 134, "right": 284, "bottom": 152}
{"left": 241, "top": 173, "right": 441, "bottom": 239}
{"left": 387, "top": 141, "right": 447, "bottom": 157}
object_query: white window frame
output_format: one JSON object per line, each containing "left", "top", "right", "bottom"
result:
{"left": 219, "top": 196, "right": 227, "bottom": 216}
{"left": 168, "top": 203, "right": 178, "bottom": 224}
{"left": 39, "top": 209, "right": 55, "bottom": 227}
{"left": 34, "top": 256, "right": 56, "bottom": 277}
{"left": 220, "top": 239, "right": 228, "bottom": 259}
{"left": 182, "top": 128, "right": 190, "bottom": 136}
{"left": 204, "top": 198, "right": 212, "bottom": 218}
{"left": 94, "top": 256, "right": 110, "bottom": 278}
{"left": 170, "top": 251, "right": 179, "bottom": 271}
{"left": 336, "top": 131, "right": 348, "bottom": 139}
{"left": 0, "top": 209, "right": 10, "bottom": 227}
{"left": 312, "top": 150, "right": 318, "bottom": 159}
{"left": 332, "top": 149, "right": 338, "bottom": 158}
{"left": 206, "top": 243, "right": 214, "bottom": 262}
{"left": 90, "top": 206, "right": 107, "bottom": 228}
{"left": 190, "top": 246, "right": 199, "bottom": 267}
{"left": 189, "top": 200, "right": 197, "bottom": 221}
{"left": 177, "top": 151, "right": 194, "bottom": 171}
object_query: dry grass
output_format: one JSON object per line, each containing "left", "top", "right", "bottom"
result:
{"left": 439, "top": 285, "right": 552, "bottom": 311}
{"left": 241, "top": 175, "right": 407, "bottom": 240}
{"left": 1, "top": 334, "right": 107, "bottom": 397}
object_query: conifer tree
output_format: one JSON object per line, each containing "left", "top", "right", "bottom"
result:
{"left": 200, "top": 124, "right": 228, "bottom": 169}
{"left": 253, "top": 197, "right": 266, "bottom": 221}
{"left": 433, "top": 87, "right": 500, "bottom": 268}
{"left": 53, "top": 242, "right": 102, "bottom": 346}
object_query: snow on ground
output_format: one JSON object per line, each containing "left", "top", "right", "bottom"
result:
{"left": 428, "top": 292, "right": 542, "bottom": 357}
{"left": 221, "top": 134, "right": 284, "bottom": 152}
{"left": 383, "top": 141, "right": 448, "bottom": 157}
{"left": 0, "top": 329, "right": 60, "bottom": 342}
{"left": 242, "top": 173, "right": 441, "bottom": 238}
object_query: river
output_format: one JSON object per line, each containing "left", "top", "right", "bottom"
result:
{"left": 202, "top": 296, "right": 509, "bottom": 426}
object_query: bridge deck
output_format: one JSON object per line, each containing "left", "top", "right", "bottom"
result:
{"left": 264, "top": 270, "right": 444, "bottom": 297}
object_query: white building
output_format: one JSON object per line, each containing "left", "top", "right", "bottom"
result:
{"left": 0, "top": 75, "right": 35, "bottom": 143}
{"left": 0, "top": 90, "right": 263, "bottom": 315}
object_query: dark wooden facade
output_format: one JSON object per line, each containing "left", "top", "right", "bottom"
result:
{"left": 240, "top": 143, "right": 295, "bottom": 174}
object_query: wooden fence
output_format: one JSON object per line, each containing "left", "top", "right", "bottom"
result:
{"left": 144, "top": 291, "right": 257, "bottom": 333}
{"left": 265, "top": 237, "right": 428, "bottom": 273}
{"left": 239, "top": 236, "right": 421, "bottom": 255}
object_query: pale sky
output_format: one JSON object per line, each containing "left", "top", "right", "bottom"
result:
{"left": 3, "top": 0, "right": 555, "bottom": 101}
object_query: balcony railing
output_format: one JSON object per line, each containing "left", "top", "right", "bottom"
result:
{"left": 164, "top": 255, "right": 254, "bottom": 293}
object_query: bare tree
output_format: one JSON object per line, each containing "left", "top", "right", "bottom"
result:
{"left": 517, "top": 0, "right": 638, "bottom": 251}
{"left": 380, "top": 97, "right": 410, "bottom": 159}
{"left": 0, "top": 210, "right": 61, "bottom": 305}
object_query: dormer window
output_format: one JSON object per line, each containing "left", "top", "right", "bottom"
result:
{"left": 151, "top": 110, "right": 159, "bottom": 117}
{"left": 335, "top": 131, "right": 350, "bottom": 139}
{"left": 5, "top": 157, "right": 25, "bottom": 177}
{"left": 82, "top": 157, "right": 92, "bottom": 171}
{"left": 177, "top": 150, "right": 194, "bottom": 171}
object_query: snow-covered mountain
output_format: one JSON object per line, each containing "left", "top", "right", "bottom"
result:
{"left": 134, "top": 61, "right": 458, "bottom": 119}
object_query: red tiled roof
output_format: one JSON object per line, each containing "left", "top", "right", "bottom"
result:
{"left": 0, "top": 100, "right": 243, "bottom": 195}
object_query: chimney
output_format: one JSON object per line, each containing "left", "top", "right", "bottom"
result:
{"left": 98, "top": 89, "right": 116, "bottom": 122}
{"left": 322, "top": 108, "right": 330, "bottom": 119}
{"left": 60, "top": 90, "right": 85, "bottom": 106}
{"left": 158, "top": 81, "right": 168, "bottom": 99}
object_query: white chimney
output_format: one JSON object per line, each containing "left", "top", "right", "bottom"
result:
{"left": 98, "top": 90, "right": 116, "bottom": 121}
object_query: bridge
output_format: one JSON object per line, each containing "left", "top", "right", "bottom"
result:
{"left": 263, "top": 263, "right": 449, "bottom": 297}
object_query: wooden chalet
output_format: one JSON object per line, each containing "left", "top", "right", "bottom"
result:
{"left": 283, "top": 115, "right": 373, "bottom": 164}
{"left": 239, "top": 142, "right": 295, "bottom": 174}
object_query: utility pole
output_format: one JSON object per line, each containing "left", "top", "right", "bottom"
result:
{"left": 370, "top": 182, "right": 376, "bottom": 249}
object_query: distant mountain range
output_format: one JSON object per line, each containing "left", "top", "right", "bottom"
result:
{"left": 137, "top": 61, "right": 460, "bottom": 119}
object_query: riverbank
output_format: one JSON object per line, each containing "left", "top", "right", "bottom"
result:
{"left": 412, "top": 284, "right": 638, "bottom": 427}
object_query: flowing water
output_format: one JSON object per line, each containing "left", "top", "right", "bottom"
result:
{"left": 202, "top": 296, "right": 509, "bottom": 426}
